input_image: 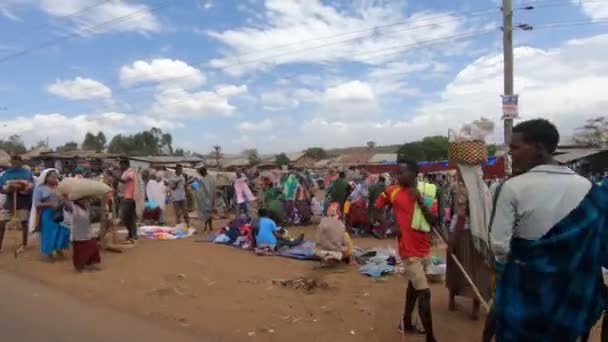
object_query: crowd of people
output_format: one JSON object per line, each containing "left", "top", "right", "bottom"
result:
{"left": 0, "top": 118, "right": 607, "bottom": 341}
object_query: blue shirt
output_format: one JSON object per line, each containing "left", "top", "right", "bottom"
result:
{"left": 0, "top": 167, "right": 33, "bottom": 210}
{"left": 255, "top": 217, "right": 278, "bottom": 247}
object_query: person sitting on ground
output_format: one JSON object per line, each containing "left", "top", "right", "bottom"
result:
{"left": 254, "top": 208, "right": 303, "bottom": 251}
{"left": 313, "top": 202, "right": 352, "bottom": 266}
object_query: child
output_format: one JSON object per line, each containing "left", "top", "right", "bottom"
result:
{"left": 65, "top": 197, "right": 101, "bottom": 272}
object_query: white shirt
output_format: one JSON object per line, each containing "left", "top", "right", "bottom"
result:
{"left": 490, "top": 165, "right": 591, "bottom": 262}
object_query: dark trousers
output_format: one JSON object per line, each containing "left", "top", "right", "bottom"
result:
{"left": 0, "top": 220, "right": 28, "bottom": 250}
{"left": 120, "top": 199, "right": 137, "bottom": 239}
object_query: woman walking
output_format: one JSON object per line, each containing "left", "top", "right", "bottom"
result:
{"left": 33, "top": 169, "right": 70, "bottom": 260}
{"left": 446, "top": 166, "right": 493, "bottom": 320}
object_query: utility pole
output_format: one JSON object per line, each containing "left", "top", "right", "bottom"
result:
{"left": 502, "top": 0, "right": 514, "bottom": 148}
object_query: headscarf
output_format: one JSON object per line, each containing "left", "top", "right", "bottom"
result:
{"left": 327, "top": 202, "right": 342, "bottom": 219}
{"left": 283, "top": 174, "right": 299, "bottom": 200}
{"left": 36, "top": 168, "right": 57, "bottom": 187}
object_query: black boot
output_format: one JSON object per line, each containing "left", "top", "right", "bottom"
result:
{"left": 400, "top": 282, "right": 423, "bottom": 333}
{"left": 417, "top": 289, "right": 436, "bottom": 342}
{"left": 482, "top": 306, "right": 496, "bottom": 342}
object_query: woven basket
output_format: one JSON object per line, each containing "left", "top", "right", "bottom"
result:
{"left": 448, "top": 130, "right": 487, "bottom": 166}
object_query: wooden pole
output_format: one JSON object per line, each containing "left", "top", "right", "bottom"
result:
{"left": 432, "top": 228, "right": 490, "bottom": 312}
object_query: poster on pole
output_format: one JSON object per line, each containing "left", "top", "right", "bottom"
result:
{"left": 501, "top": 94, "right": 519, "bottom": 119}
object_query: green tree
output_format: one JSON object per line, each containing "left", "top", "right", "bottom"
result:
{"left": 0, "top": 135, "right": 27, "bottom": 155}
{"left": 96, "top": 132, "right": 106, "bottom": 151}
{"left": 174, "top": 148, "right": 185, "bottom": 156}
{"left": 82, "top": 131, "right": 107, "bottom": 152}
{"left": 487, "top": 144, "right": 498, "bottom": 157}
{"left": 397, "top": 141, "right": 426, "bottom": 162}
{"left": 573, "top": 116, "right": 607, "bottom": 147}
{"left": 305, "top": 147, "right": 328, "bottom": 160}
{"left": 56, "top": 141, "right": 78, "bottom": 152}
{"left": 162, "top": 133, "right": 174, "bottom": 155}
{"left": 275, "top": 153, "right": 290, "bottom": 166}
{"left": 420, "top": 136, "right": 449, "bottom": 161}
{"left": 107, "top": 134, "right": 131, "bottom": 154}
{"left": 243, "top": 148, "right": 260, "bottom": 166}
{"left": 212, "top": 145, "right": 222, "bottom": 169}
{"left": 366, "top": 141, "right": 376, "bottom": 149}
{"left": 106, "top": 128, "right": 181, "bottom": 156}
{"left": 34, "top": 140, "right": 48, "bottom": 149}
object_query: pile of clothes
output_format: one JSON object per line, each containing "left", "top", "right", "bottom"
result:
{"left": 212, "top": 217, "right": 253, "bottom": 249}
{"left": 353, "top": 247, "right": 398, "bottom": 278}
{"left": 138, "top": 224, "right": 194, "bottom": 240}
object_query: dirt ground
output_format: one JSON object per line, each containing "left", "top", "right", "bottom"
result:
{"left": 0, "top": 209, "right": 602, "bottom": 341}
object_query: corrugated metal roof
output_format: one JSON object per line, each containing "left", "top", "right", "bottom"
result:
{"left": 223, "top": 157, "right": 249, "bottom": 168}
{"left": 127, "top": 156, "right": 203, "bottom": 163}
{"left": 368, "top": 153, "right": 398, "bottom": 163}
{"left": 36, "top": 150, "right": 119, "bottom": 159}
{"left": 554, "top": 149, "right": 605, "bottom": 164}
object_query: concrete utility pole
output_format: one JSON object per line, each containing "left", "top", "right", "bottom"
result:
{"left": 502, "top": 0, "right": 514, "bottom": 147}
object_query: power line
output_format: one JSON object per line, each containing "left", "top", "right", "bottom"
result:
{"left": 230, "top": 7, "right": 501, "bottom": 59}
{"left": 532, "top": 17, "right": 608, "bottom": 28}
{"left": 356, "top": 28, "right": 499, "bottom": 62}
{"left": 0, "top": 0, "right": 173, "bottom": 64}
{"left": 220, "top": 14, "right": 499, "bottom": 71}
{"left": 517, "top": 0, "right": 607, "bottom": 10}
{"left": 133, "top": 29, "right": 502, "bottom": 110}
{"left": 1, "top": 0, "right": 112, "bottom": 45}
{"left": 6, "top": 8, "right": 607, "bottom": 115}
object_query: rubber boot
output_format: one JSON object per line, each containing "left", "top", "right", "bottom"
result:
{"left": 417, "top": 289, "right": 437, "bottom": 342}
{"left": 401, "top": 281, "right": 419, "bottom": 333}
{"left": 482, "top": 306, "right": 496, "bottom": 342}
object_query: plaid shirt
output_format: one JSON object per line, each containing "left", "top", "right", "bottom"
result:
{"left": 495, "top": 184, "right": 608, "bottom": 342}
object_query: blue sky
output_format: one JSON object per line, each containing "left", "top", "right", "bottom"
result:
{"left": 0, "top": 0, "right": 607, "bottom": 154}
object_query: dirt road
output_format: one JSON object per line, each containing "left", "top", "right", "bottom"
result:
{"left": 0, "top": 270, "right": 208, "bottom": 342}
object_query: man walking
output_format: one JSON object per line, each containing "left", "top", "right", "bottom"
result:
{"left": 111, "top": 158, "right": 137, "bottom": 243}
{"left": 0, "top": 155, "right": 34, "bottom": 254}
{"left": 491, "top": 119, "right": 607, "bottom": 341}
{"left": 376, "top": 161, "right": 438, "bottom": 342}
{"left": 169, "top": 164, "right": 189, "bottom": 227}
{"left": 194, "top": 167, "right": 216, "bottom": 232}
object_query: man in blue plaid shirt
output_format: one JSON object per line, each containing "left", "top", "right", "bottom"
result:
{"left": 490, "top": 119, "right": 607, "bottom": 342}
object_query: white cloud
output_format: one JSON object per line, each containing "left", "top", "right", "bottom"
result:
{"left": 292, "top": 88, "right": 321, "bottom": 103}
{"left": 367, "top": 60, "right": 432, "bottom": 96}
{"left": 238, "top": 118, "right": 274, "bottom": 133}
{"left": 3, "top": 0, "right": 161, "bottom": 34}
{"left": 150, "top": 85, "right": 247, "bottom": 118}
{"left": 0, "top": 112, "right": 180, "bottom": 147}
{"left": 0, "top": 5, "right": 20, "bottom": 21}
{"left": 215, "top": 84, "right": 248, "bottom": 97}
{"left": 407, "top": 34, "right": 608, "bottom": 141}
{"left": 577, "top": 0, "right": 608, "bottom": 20}
{"left": 198, "top": 0, "right": 213, "bottom": 11}
{"left": 261, "top": 91, "right": 299, "bottom": 111}
{"left": 47, "top": 77, "right": 112, "bottom": 100}
{"left": 120, "top": 59, "right": 205, "bottom": 89}
{"left": 319, "top": 80, "right": 379, "bottom": 120}
{"left": 208, "top": 0, "right": 471, "bottom": 75}
{"left": 262, "top": 33, "right": 608, "bottom": 152}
